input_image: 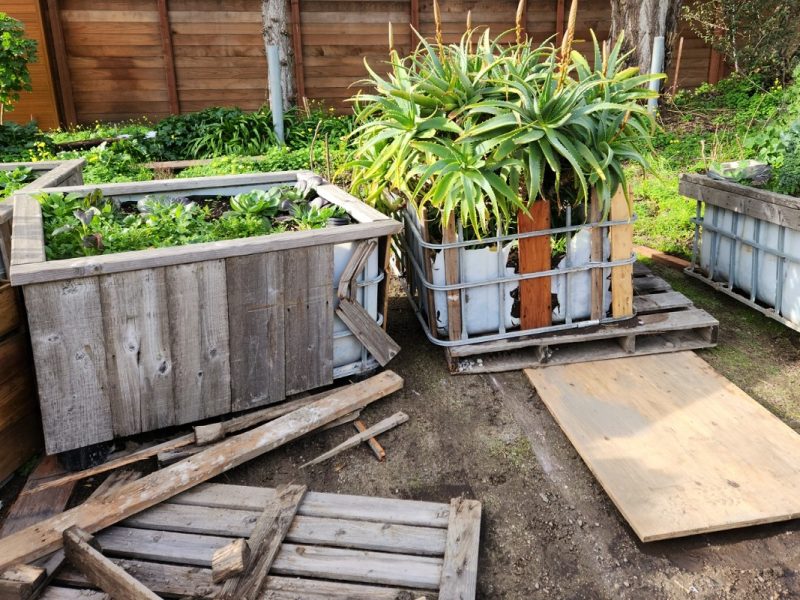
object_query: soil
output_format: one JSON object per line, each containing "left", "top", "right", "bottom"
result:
{"left": 2, "top": 266, "right": 800, "bottom": 599}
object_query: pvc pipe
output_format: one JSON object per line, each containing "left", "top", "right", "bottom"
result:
{"left": 647, "top": 35, "right": 665, "bottom": 113}
{"left": 267, "top": 45, "right": 285, "bottom": 144}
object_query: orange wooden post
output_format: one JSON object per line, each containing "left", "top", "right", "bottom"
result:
{"left": 518, "top": 203, "right": 552, "bottom": 330}
{"left": 156, "top": 0, "right": 179, "bottom": 115}
{"left": 290, "top": 0, "right": 306, "bottom": 104}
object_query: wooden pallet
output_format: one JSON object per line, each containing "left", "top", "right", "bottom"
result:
{"left": 39, "top": 483, "right": 481, "bottom": 600}
{"left": 446, "top": 264, "right": 719, "bottom": 373}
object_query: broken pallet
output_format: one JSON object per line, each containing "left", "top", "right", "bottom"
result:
{"left": 43, "top": 483, "right": 482, "bottom": 600}
{"left": 446, "top": 263, "right": 719, "bottom": 373}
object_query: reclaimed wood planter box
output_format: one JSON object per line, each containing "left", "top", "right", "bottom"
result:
{"left": 0, "top": 159, "right": 85, "bottom": 278}
{"left": 680, "top": 173, "right": 800, "bottom": 332}
{"left": 10, "top": 171, "right": 402, "bottom": 455}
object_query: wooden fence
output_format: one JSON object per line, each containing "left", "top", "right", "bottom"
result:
{"left": 12, "top": 0, "right": 720, "bottom": 127}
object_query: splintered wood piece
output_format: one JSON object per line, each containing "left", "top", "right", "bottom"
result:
{"left": 442, "top": 213, "right": 462, "bottom": 340}
{"left": 22, "top": 436, "right": 195, "bottom": 497}
{"left": 211, "top": 539, "right": 250, "bottom": 584}
{"left": 518, "top": 203, "right": 552, "bottom": 330}
{"left": 0, "top": 564, "right": 45, "bottom": 600}
{"left": 354, "top": 420, "right": 386, "bottom": 461}
{"left": 589, "top": 191, "right": 604, "bottom": 320}
{"left": 219, "top": 484, "right": 307, "bottom": 600}
{"left": 29, "top": 385, "right": 356, "bottom": 495}
{"left": 0, "top": 371, "right": 404, "bottom": 570}
{"left": 610, "top": 188, "right": 634, "bottom": 318}
{"left": 301, "top": 412, "right": 409, "bottom": 469}
{"left": 336, "top": 298, "right": 400, "bottom": 366}
{"left": 337, "top": 239, "right": 377, "bottom": 300}
{"left": 438, "top": 498, "right": 482, "bottom": 600}
{"left": 63, "top": 527, "right": 160, "bottom": 600}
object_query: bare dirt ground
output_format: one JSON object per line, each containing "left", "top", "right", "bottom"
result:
{"left": 2, "top": 263, "right": 799, "bottom": 599}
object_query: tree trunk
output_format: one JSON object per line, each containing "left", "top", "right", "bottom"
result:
{"left": 610, "top": 0, "right": 683, "bottom": 75}
{"left": 262, "top": 0, "right": 296, "bottom": 108}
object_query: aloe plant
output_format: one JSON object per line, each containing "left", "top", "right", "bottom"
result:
{"left": 348, "top": 19, "right": 662, "bottom": 236}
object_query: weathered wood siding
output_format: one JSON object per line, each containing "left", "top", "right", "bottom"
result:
{"left": 3, "top": 0, "right": 60, "bottom": 130}
{"left": 24, "top": 250, "right": 335, "bottom": 455}
{"left": 0, "top": 284, "right": 42, "bottom": 480}
{"left": 41, "top": 0, "right": 721, "bottom": 124}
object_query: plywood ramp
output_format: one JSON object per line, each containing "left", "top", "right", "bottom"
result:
{"left": 525, "top": 352, "right": 800, "bottom": 542}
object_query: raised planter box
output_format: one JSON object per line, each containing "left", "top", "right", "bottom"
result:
{"left": 10, "top": 171, "right": 401, "bottom": 456}
{"left": 0, "top": 159, "right": 85, "bottom": 279}
{"left": 680, "top": 173, "right": 800, "bottom": 332}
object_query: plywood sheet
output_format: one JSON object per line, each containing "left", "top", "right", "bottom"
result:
{"left": 525, "top": 352, "right": 800, "bottom": 541}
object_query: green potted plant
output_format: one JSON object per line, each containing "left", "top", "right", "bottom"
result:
{"left": 348, "top": 0, "right": 661, "bottom": 341}
{"left": 0, "top": 12, "right": 37, "bottom": 125}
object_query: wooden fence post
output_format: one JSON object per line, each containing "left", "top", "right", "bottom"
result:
{"left": 45, "top": 0, "right": 76, "bottom": 126}
{"left": 290, "top": 0, "right": 306, "bottom": 104}
{"left": 410, "top": 0, "right": 420, "bottom": 47}
{"left": 157, "top": 0, "right": 179, "bottom": 115}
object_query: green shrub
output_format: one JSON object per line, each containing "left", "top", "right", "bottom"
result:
{"left": 48, "top": 119, "right": 153, "bottom": 145}
{"left": 0, "top": 12, "right": 37, "bottom": 123}
{"left": 0, "top": 120, "right": 52, "bottom": 161}
{"left": 0, "top": 166, "right": 34, "bottom": 198}
{"left": 58, "top": 140, "right": 153, "bottom": 184}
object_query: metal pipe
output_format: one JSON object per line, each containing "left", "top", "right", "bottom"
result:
{"left": 647, "top": 36, "right": 665, "bottom": 113}
{"left": 267, "top": 45, "right": 285, "bottom": 144}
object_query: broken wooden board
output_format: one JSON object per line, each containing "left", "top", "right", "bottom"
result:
{"left": 0, "top": 371, "right": 403, "bottom": 570}
{"left": 45, "top": 483, "right": 481, "bottom": 599}
{"left": 525, "top": 352, "right": 800, "bottom": 541}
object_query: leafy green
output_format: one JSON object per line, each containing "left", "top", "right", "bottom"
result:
{"left": 348, "top": 28, "right": 661, "bottom": 236}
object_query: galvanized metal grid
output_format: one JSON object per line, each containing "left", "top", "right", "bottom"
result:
{"left": 398, "top": 206, "right": 638, "bottom": 347}
{"left": 687, "top": 200, "right": 800, "bottom": 333}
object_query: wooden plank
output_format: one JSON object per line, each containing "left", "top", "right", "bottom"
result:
{"left": 172, "top": 483, "right": 450, "bottom": 528}
{"left": 156, "top": 0, "right": 179, "bottom": 113}
{"left": 438, "top": 498, "right": 481, "bottom": 600}
{"left": 610, "top": 188, "right": 633, "bottom": 318}
{"left": 56, "top": 559, "right": 218, "bottom": 599}
{"left": 91, "top": 526, "right": 442, "bottom": 590}
{"left": 0, "top": 412, "right": 42, "bottom": 485}
{"left": 302, "top": 411, "right": 409, "bottom": 468}
{"left": 264, "top": 576, "right": 438, "bottom": 600}
{"left": 290, "top": 0, "right": 305, "bottom": 102}
{"left": 0, "top": 564, "right": 45, "bottom": 600}
{"left": 226, "top": 252, "right": 285, "bottom": 410}
{"left": 0, "top": 284, "right": 21, "bottom": 337}
{"left": 219, "top": 484, "right": 306, "bottom": 599}
{"left": 442, "top": 213, "right": 462, "bottom": 340}
{"left": 632, "top": 291, "right": 692, "bottom": 314}
{"left": 589, "top": 191, "right": 604, "bottom": 320}
{"left": 283, "top": 246, "right": 333, "bottom": 395}
{"left": 23, "top": 278, "right": 113, "bottom": 454}
{"left": 410, "top": 0, "right": 420, "bottom": 45}
{"left": 336, "top": 298, "right": 400, "bottom": 366}
{"left": 518, "top": 203, "right": 552, "bottom": 329}
{"left": 526, "top": 352, "right": 800, "bottom": 541}
{"left": 312, "top": 181, "right": 391, "bottom": 224}
{"left": 99, "top": 269, "right": 175, "bottom": 436}
{"left": 124, "top": 503, "right": 447, "bottom": 555}
{"left": 166, "top": 260, "right": 231, "bottom": 424}
{"left": 0, "top": 371, "right": 404, "bottom": 569}
{"left": 63, "top": 527, "right": 160, "bottom": 600}
{"left": 40, "top": 588, "right": 108, "bottom": 600}
{"left": 0, "top": 458, "right": 72, "bottom": 538}
{"left": 10, "top": 194, "right": 45, "bottom": 268}
{"left": 633, "top": 246, "right": 691, "bottom": 271}
{"left": 447, "top": 307, "right": 718, "bottom": 358}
